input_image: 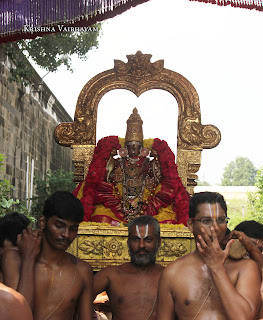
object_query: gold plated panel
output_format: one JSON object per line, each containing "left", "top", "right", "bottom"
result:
{"left": 67, "top": 225, "right": 195, "bottom": 271}
{"left": 71, "top": 145, "right": 95, "bottom": 182}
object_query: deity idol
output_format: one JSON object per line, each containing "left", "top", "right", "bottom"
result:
{"left": 73, "top": 108, "right": 189, "bottom": 225}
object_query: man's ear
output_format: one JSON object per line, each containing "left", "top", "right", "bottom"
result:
{"left": 38, "top": 215, "right": 46, "bottom": 229}
{"left": 187, "top": 218, "right": 194, "bottom": 233}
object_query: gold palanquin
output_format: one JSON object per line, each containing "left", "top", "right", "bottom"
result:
{"left": 67, "top": 224, "right": 195, "bottom": 271}
{"left": 55, "top": 51, "right": 221, "bottom": 270}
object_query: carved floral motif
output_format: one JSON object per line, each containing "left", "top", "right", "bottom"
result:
{"left": 78, "top": 236, "right": 124, "bottom": 257}
{"left": 79, "top": 239, "right": 103, "bottom": 255}
{"left": 104, "top": 237, "right": 124, "bottom": 257}
{"left": 159, "top": 241, "right": 187, "bottom": 257}
{"left": 114, "top": 50, "right": 164, "bottom": 82}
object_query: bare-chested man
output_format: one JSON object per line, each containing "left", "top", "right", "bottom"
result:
{"left": 157, "top": 191, "right": 261, "bottom": 320}
{"left": 17, "top": 191, "right": 94, "bottom": 320}
{"left": 0, "top": 212, "right": 30, "bottom": 289}
{"left": 94, "top": 216, "right": 164, "bottom": 320}
{"left": 0, "top": 282, "right": 33, "bottom": 320}
{"left": 233, "top": 220, "right": 263, "bottom": 319}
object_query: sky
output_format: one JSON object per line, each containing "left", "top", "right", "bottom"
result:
{"left": 33, "top": 0, "right": 263, "bottom": 185}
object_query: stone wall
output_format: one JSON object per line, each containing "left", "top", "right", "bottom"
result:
{"left": 0, "top": 46, "right": 73, "bottom": 203}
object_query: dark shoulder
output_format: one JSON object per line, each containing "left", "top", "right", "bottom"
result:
{"left": 2, "top": 247, "right": 20, "bottom": 260}
{"left": 0, "top": 284, "right": 14, "bottom": 302}
{"left": 156, "top": 263, "right": 165, "bottom": 270}
{"left": 119, "top": 262, "right": 164, "bottom": 276}
{"left": 95, "top": 263, "right": 164, "bottom": 278}
{"left": 150, "top": 263, "right": 165, "bottom": 274}
{"left": 228, "top": 256, "right": 260, "bottom": 271}
{"left": 0, "top": 283, "right": 25, "bottom": 304}
{"left": 66, "top": 254, "right": 93, "bottom": 275}
{"left": 162, "top": 253, "right": 194, "bottom": 275}
{"left": 0, "top": 284, "right": 32, "bottom": 319}
{"left": 95, "top": 264, "right": 122, "bottom": 278}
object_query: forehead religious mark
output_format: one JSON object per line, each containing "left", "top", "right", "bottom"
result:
{"left": 136, "top": 224, "right": 149, "bottom": 238}
{"left": 216, "top": 203, "right": 219, "bottom": 218}
{"left": 208, "top": 203, "right": 219, "bottom": 219}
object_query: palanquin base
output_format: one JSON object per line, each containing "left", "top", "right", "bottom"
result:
{"left": 67, "top": 224, "right": 196, "bottom": 271}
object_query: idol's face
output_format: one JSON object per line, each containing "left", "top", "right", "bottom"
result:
{"left": 187, "top": 202, "right": 228, "bottom": 244}
{"left": 41, "top": 215, "right": 79, "bottom": 251}
{"left": 126, "top": 141, "right": 142, "bottom": 158}
{"left": 128, "top": 224, "right": 160, "bottom": 266}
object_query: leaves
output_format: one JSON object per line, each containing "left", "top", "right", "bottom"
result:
{"left": 197, "top": 180, "right": 211, "bottom": 186}
{"left": 220, "top": 157, "right": 263, "bottom": 227}
{"left": 221, "top": 157, "right": 257, "bottom": 186}
{"left": 220, "top": 166, "right": 263, "bottom": 227}
{"left": 247, "top": 166, "right": 263, "bottom": 223}
{"left": 0, "top": 153, "right": 34, "bottom": 222}
{"left": 2, "top": 25, "right": 101, "bottom": 85}
{"left": 30, "top": 169, "right": 76, "bottom": 218}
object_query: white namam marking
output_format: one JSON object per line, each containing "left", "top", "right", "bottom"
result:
{"left": 216, "top": 203, "right": 219, "bottom": 218}
{"left": 136, "top": 224, "right": 149, "bottom": 239}
{"left": 208, "top": 203, "right": 219, "bottom": 220}
{"left": 208, "top": 203, "right": 213, "bottom": 218}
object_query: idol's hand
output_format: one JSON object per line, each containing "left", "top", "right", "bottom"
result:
{"left": 196, "top": 226, "right": 233, "bottom": 271}
{"left": 17, "top": 228, "right": 42, "bottom": 261}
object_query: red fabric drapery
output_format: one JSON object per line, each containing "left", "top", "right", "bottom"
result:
{"left": 189, "top": 0, "right": 263, "bottom": 11}
{"left": 0, "top": 0, "right": 150, "bottom": 44}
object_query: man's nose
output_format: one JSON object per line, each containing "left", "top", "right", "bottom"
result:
{"left": 62, "top": 228, "right": 70, "bottom": 238}
{"left": 138, "top": 238, "right": 146, "bottom": 248}
{"left": 212, "top": 219, "right": 219, "bottom": 230}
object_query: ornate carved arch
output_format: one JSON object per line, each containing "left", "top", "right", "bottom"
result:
{"left": 54, "top": 51, "right": 221, "bottom": 194}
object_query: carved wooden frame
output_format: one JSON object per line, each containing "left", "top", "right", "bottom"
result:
{"left": 54, "top": 51, "right": 221, "bottom": 194}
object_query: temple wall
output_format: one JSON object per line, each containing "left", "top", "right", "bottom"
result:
{"left": 0, "top": 46, "right": 73, "bottom": 202}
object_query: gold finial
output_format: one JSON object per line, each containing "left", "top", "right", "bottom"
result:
{"left": 125, "top": 108, "right": 143, "bottom": 144}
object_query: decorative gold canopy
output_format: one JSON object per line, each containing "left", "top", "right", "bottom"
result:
{"left": 54, "top": 51, "right": 221, "bottom": 194}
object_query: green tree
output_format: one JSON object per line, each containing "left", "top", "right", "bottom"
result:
{"left": 0, "top": 153, "right": 35, "bottom": 222}
{"left": 30, "top": 169, "right": 76, "bottom": 219}
{"left": 2, "top": 26, "right": 101, "bottom": 85}
{"left": 247, "top": 166, "right": 263, "bottom": 224}
{"left": 226, "top": 198, "right": 248, "bottom": 230}
{"left": 221, "top": 157, "right": 257, "bottom": 186}
{"left": 197, "top": 180, "right": 211, "bottom": 186}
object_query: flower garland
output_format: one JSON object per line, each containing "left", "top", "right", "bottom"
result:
{"left": 73, "top": 136, "right": 121, "bottom": 221}
{"left": 74, "top": 136, "right": 190, "bottom": 225}
{"left": 149, "top": 139, "right": 190, "bottom": 225}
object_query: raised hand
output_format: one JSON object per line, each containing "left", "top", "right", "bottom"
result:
{"left": 230, "top": 229, "right": 263, "bottom": 271}
{"left": 196, "top": 226, "right": 233, "bottom": 270}
{"left": 230, "top": 230, "right": 255, "bottom": 253}
{"left": 17, "top": 228, "right": 43, "bottom": 261}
